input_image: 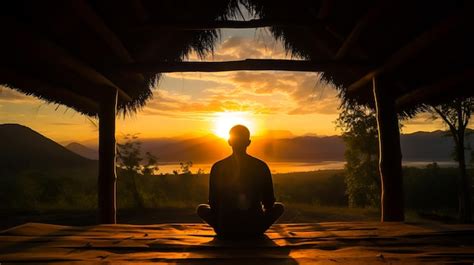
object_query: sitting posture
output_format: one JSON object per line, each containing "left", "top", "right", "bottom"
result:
{"left": 197, "top": 125, "right": 284, "bottom": 239}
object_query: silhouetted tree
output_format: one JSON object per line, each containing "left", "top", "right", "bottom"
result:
{"left": 180, "top": 161, "right": 193, "bottom": 174}
{"left": 336, "top": 104, "right": 379, "bottom": 207}
{"left": 117, "top": 134, "right": 158, "bottom": 208}
{"left": 429, "top": 97, "right": 473, "bottom": 223}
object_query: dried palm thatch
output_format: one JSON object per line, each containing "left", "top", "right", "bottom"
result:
{"left": 0, "top": 0, "right": 241, "bottom": 116}
{"left": 243, "top": 0, "right": 474, "bottom": 113}
{"left": 0, "top": 0, "right": 473, "bottom": 117}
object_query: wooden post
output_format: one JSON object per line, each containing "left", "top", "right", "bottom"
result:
{"left": 98, "top": 88, "right": 118, "bottom": 224}
{"left": 372, "top": 76, "right": 405, "bottom": 222}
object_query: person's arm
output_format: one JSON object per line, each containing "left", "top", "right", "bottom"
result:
{"left": 209, "top": 164, "right": 218, "bottom": 210}
{"left": 262, "top": 163, "right": 276, "bottom": 210}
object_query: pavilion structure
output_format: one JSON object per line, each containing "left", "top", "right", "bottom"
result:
{"left": 1, "top": 0, "right": 473, "bottom": 224}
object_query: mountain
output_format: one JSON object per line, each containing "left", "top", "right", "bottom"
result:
{"left": 400, "top": 130, "right": 455, "bottom": 161}
{"left": 249, "top": 135, "right": 345, "bottom": 162}
{"left": 3, "top": 123, "right": 460, "bottom": 168}
{"left": 140, "top": 134, "right": 230, "bottom": 163}
{"left": 79, "top": 132, "right": 459, "bottom": 163}
{"left": 65, "top": 142, "right": 98, "bottom": 160}
{"left": 131, "top": 131, "right": 459, "bottom": 163}
{"left": 0, "top": 124, "right": 96, "bottom": 173}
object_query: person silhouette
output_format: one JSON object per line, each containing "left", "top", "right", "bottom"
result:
{"left": 197, "top": 125, "right": 284, "bottom": 239}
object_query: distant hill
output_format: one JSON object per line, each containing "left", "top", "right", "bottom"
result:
{"left": 0, "top": 124, "right": 96, "bottom": 173}
{"left": 131, "top": 131, "right": 459, "bottom": 163}
{"left": 65, "top": 142, "right": 98, "bottom": 160}
{"left": 2, "top": 124, "right": 462, "bottom": 169}
{"left": 400, "top": 130, "right": 455, "bottom": 161}
{"left": 140, "top": 135, "right": 229, "bottom": 163}
{"left": 250, "top": 135, "right": 345, "bottom": 162}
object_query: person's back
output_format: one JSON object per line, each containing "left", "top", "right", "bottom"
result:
{"left": 197, "top": 125, "right": 284, "bottom": 239}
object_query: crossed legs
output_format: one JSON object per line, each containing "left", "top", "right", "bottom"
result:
{"left": 197, "top": 203, "right": 284, "bottom": 237}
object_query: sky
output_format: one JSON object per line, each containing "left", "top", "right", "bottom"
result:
{"left": 0, "top": 27, "right": 453, "bottom": 144}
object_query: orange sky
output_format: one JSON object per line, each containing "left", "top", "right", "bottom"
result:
{"left": 0, "top": 28, "right": 457, "bottom": 144}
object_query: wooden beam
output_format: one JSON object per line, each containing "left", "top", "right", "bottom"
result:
{"left": 335, "top": 2, "right": 388, "bottom": 60}
{"left": 373, "top": 76, "right": 404, "bottom": 222}
{"left": 396, "top": 69, "right": 474, "bottom": 108}
{"left": 69, "top": 0, "right": 145, "bottom": 83}
{"left": 98, "top": 89, "right": 118, "bottom": 224}
{"left": 128, "top": 18, "right": 320, "bottom": 32}
{"left": 114, "top": 59, "right": 366, "bottom": 73}
{"left": 129, "top": 0, "right": 149, "bottom": 23}
{"left": 0, "top": 68, "right": 99, "bottom": 113}
{"left": 347, "top": 11, "right": 467, "bottom": 93}
{"left": 70, "top": 0, "right": 133, "bottom": 63}
{"left": 0, "top": 17, "right": 132, "bottom": 102}
{"left": 317, "top": 0, "right": 333, "bottom": 19}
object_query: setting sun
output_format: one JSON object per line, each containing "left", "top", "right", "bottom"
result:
{"left": 213, "top": 112, "right": 255, "bottom": 139}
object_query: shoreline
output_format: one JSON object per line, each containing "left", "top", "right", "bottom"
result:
{"left": 154, "top": 160, "right": 459, "bottom": 174}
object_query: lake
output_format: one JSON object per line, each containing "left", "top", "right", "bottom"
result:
{"left": 156, "top": 161, "right": 458, "bottom": 174}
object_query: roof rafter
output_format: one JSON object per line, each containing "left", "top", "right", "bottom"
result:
{"left": 69, "top": 0, "right": 145, "bottom": 83}
{"left": 334, "top": 2, "right": 388, "bottom": 60}
{"left": 347, "top": 11, "right": 467, "bottom": 93}
{"left": 317, "top": 0, "right": 333, "bottom": 19}
{"left": 114, "top": 59, "right": 368, "bottom": 73}
{"left": 129, "top": 0, "right": 149, "bottom": 23}
{"left": 0, "top": 17, "right": 132, "bottom": 102}
{"left": 0, "top": 67, "right": 99, "bottom": 112}
{"left": 396, "top": 69, "right": 474, "bottom": 108}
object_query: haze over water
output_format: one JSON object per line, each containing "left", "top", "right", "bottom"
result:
{"left": 157, "top": 161, "right": 458, "bottom": 174}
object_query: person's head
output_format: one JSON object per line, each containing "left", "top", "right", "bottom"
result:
{"left": 228, "top": 125, "right": 251, "bottom": 154}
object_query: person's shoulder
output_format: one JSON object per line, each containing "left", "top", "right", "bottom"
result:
{"left": 247, "top": 155, "right": 270, "bottom": 169}
{"left": 211, "top": 156, "right": 232, "bottom": 170}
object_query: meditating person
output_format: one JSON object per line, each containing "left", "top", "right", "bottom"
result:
{"left": 197, "top": 125, "right": 284, "bottom": 239}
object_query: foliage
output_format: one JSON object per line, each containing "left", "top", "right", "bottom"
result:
{"left": 430, "top": 98, "right": 473, "bottom": 160}
{"left": 2, "top": 165, "right": 469, "bottom": 220}
{"left": 117, "top": 134, "right": 159, "bottom": 175}
{"left": 180, "top": 161, "right": 193, "bottom": 174}
{"left": 336, "top": 104, "right": 380, "bottom": 207}
{"left": 404, "top": 163, "right": 458, "bottom": 210}
{"left": 116, "top": 134, "right": 159, "bottom": 208}
{"left": 428, "top": 97, "right": 473, "bottom": 222}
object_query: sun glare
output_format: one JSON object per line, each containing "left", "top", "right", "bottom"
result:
{"left": 213, "top": 112, "right": 255, "bottom": 139}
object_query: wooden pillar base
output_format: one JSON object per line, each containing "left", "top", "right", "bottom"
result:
{"left": 98, "top": 89, "right": 118, "bottom": 224}
{"left": 373, "top": 77, "right": 405, "bottom": 222}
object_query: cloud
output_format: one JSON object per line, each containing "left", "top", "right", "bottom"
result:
{"left": 49, "top": 122, "right": 80, "bottom": 126}
{"left": 144, "top": 70, "right": 341, "bottom": 118}
{"left": 187, "top": 32, "right": 291, "bottom": 61}
{"left": 143, "top": 34, "right": 341, "bottom": 118}
{"left": 142, "top": 89, "right": 279, "bottom": 117}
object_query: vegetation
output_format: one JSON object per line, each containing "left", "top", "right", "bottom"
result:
{"left": 429, "top": 97, "right": 473, "bottom": 223}
{"left": 1, "top": 161, "right": 468, "bottom": 221}
{"left": 336, "top": 104, "right": 379, "bottom": 207}
{"left": 117, "top": 134, "right": 159, "bottom": 208}
{"left": 1, "top": 132, "right": 472, "bottom": 226}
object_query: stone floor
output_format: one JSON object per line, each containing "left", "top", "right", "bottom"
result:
{"left": 1, "top": 222, "right": 474, "bottom": 264}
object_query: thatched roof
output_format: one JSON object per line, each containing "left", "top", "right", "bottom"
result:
{"left": 244, "top": 0, "right": 473, "bottom": 111}
{"left": 0, "top": 0, "right": 240, "bottom": 116}
{"left": 1, "top": 0, "right": 472, "bottom": 116}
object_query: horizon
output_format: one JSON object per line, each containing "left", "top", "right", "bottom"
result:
{"left": 1, "top": 122, "right": 462, "bottom": 149}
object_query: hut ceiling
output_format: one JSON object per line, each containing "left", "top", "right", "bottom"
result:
{"left": 0, "top": 0, "right": 472, "bottom": 116}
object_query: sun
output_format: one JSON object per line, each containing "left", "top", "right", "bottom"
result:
{"left": 213, "top": 111, "right": 255, "bottom": 139}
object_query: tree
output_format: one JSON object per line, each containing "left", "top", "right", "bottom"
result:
{"left": 336, "top": 104, "right": 380, "bottom": 207}
{"left": 117, "top": 134, "right": 158, "bottom": 208}
{"left": 429, "top": 97, "right": 473, "bottom": 223}
{"left": 180, "top": 161, "right": 193, "bottom": 175}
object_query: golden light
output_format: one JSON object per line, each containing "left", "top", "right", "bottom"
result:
{"left": 213, "top": 111, "right": 255, "bottom": 139}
